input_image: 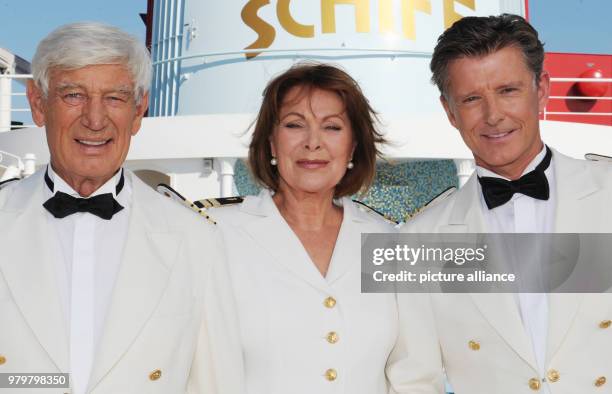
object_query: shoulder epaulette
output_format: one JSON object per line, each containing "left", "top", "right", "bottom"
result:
{"left": 193, "top": 196, "right": 244, "bottom": 209}
{"left": 352, "top": 199, "right": 399, "bottom": 225}
{"left": 585, "top": 153, "right": 612, "bottom": 163}
{"left": 0, "top": 177, "right": 19, "bottom": 191}
{"left": 156, "top": 183, "right": 216, "bottom": 225}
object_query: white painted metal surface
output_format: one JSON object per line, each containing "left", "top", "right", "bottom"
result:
{"left": 1, "top": 116, "right": 610, "bottom": 163}
{"left": 150, "top": 0, "right": 523, "bottom": 117}
{"left": 0, "top": 74, "right": 11, "bottom": 132}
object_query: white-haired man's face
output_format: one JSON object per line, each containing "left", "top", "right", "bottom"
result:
{"left": 27, "top": 64, "right": 148, "bottom": 196}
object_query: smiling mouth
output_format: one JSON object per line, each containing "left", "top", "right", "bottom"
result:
{"left": 75, "top": 139, "right": 112, "bottom": 146}
{"left": 297, "top": 160, "right": 329, "bottom": 168}
{"left": 483, "top": 129, "right": 516, "bottom": 139}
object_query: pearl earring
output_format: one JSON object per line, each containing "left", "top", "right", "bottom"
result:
{"left": 347, "top": 161, "right": 354, "bottom": 169}
{"left": 271, "top": 157, "right": 278, "bottom": 166}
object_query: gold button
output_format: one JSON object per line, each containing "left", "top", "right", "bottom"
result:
{"left": 326, "top": 331, "right": 339, "bottom": 344}
{"left": 600, "top": 320, "right": 611, "bottom": 329}
{"left": 468, "top": 340, "right": 480, "bottom": 351}
{"left": 324, "top": 296, "right": 336, "bottom": 308}
{"left": 595, "top": 376, "right": 607, "bottom": 387}
{"left": 149, "top": 369, "right": 162, "bottom": 381}
{"left": 325, "top": 368, "right": 337, "bottom": 381}
{"left": 0, "top": 355, "right": 5, "bottom": 365}
{"left": 529, "top": 377, "right": 541, "bottom": 390}
{"left": 547, "top": 369, "right": 560, "bottom": 383}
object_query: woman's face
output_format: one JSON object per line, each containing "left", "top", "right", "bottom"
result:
{"left": 271, "top": 86, "right": 355, "bottom": 196}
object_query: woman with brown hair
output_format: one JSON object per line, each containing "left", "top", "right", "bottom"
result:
{"left": 208, "top": 63, "right": 398, "bottom": 394}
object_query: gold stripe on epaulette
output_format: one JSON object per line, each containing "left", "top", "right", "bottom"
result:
{"left": 156, "top": 183, "right": 218, "bottom": 225}
{"left": 194, "top": 196, "right": 244, "bottom": 209}
{"left": 196, "top": 209, "right": 217, "bottom": 225}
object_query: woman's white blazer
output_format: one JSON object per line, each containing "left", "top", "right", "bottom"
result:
{"left": 209, "top": 189, "right": 398, "bottom": 394}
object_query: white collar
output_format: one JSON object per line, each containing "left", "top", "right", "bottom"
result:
{"left": 46, "top": 165, "right": 123, "bottom": 198}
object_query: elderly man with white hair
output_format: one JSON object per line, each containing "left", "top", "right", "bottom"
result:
{"left": 0, "top": 22, "right": 243, "bottom": 394}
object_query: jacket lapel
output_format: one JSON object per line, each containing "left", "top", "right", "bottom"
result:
{"left": 553, "top": 150, "right": 601, "bottom": 232}
{"left": 439, "top": 174, "right": 486, "bottom": 233}
{"left": 469, "top": 293, "right": 539, "bottom": 369}
{"left": 545, "top": 151, "right": 595, "bottom": 361}
{"left": 87, "top": 174, "right": 180, "bottom": 391}
{"left": 325, "top": 198, "right": 363, "bottom": 284}
{"left": 546, "top": 293, "right": 583, "bottom": 364}
{"left": 0, "top": 171, "right": 69, "bottom": 372}
{"left": 443, "top": 174, "right": 538, "bottom": 369}
{"left": 240, "top": 191, "right": 330, "bottom": 292}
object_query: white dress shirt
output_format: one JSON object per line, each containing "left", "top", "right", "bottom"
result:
{"left": 476, "top": 145, "right": 555, "bottom": 391}
{"left": 44, "top": 166, "right": 130, "bottom": 394}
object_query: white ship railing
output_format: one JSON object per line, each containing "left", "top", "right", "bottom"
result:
{"left": 0, "top": 73, "right": 36, "bottom": 132}
{"left": 150, "top": 47, "right": 434, "bottom": 65}
{"left": 544, "top": 77, "right": 612, "bottom": 119}
{"left": 0, "top": 150, "right": 36, "bottom": 181}
{"left": 2, "top": 72, "right": 610, "bottom": 130}
{"left": 151, "top": 46, "right": 612, "bottom": 120}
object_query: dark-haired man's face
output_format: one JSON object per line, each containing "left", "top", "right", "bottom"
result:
{"left": 441, "top": 46, "right": 550, "bottom": 179}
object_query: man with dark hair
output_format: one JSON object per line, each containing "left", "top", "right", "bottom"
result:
{"left": 387, "top": 14, "right": 612, "bottom": 394}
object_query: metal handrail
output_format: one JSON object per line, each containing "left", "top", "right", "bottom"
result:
{"left": 0, "top": 74, "right": 33, "bottom": 131}
{"left": 0, "top": 150, "right": 23, "bottom": 170}
{"left": 545, "top": 77, "right": 611, "bottom": 118}
{"left": 549, "top": 96, "right": 612, "bottom": 100}
{"left": 545, "top": 112, "right": 612, "bottom": 116}
{"left": 151, "top": 47, "right": 433, "bottom": 65}
{"left": 1, "top": 73, "right": 610, "bottom": 120}
{"left": 550, "top": 77, "right": 612, "bottom": 83}
{"left": 0, "top": 74, "right": 32, "bottom": 79}
{"left": 8, "top": 124, "right": 37, "bottom": 128}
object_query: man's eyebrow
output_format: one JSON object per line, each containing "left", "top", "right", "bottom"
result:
{"left": 498, "top": 80, "right": 525, "bottom": 88}
{"left": 55, "top": 82, "right": 82, "bottom": 91}
{"left": 454, "top": 80, "right": 527, "bottom": 99}
{"left": 54, "top": 83, "right": 133, "bottom": 95}
{"left": 112, "top": 86, "right": 134, "bottom": 95}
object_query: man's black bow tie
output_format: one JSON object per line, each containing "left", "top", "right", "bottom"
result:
{"left": 478, "top": 146, "right": 552, "bottom": 210}
{"left": 43, "top": 169, "right": 125, "bottom": 220}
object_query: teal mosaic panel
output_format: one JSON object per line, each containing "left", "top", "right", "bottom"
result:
{"left": 233, "top": 159, "right": 458, "bottom": 223}
{"left": 233, "top": 159, "right": 261, "bottom": 196}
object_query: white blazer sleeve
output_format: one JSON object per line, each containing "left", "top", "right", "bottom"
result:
{"left": 187, "top": 229, "right": 245, "bottom": 394}
{"left": 386, "top": 293, "right": 445, "bottom": 394}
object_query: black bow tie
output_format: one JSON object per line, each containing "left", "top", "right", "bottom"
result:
{"left": 43, "top": 169, "right": 125, "bottom": 220}
{"left": 478, "top": 146, "right": 552, "bottom": 210}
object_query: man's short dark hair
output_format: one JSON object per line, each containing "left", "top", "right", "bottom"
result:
{"left": 430, "top": 14, "right": 545, "bottom": 97}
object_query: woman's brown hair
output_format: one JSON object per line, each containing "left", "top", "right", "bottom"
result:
{"left": 248, "top": 63, "right": 386, "bottom": 197}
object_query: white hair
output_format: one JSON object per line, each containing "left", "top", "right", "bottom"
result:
{"left": 32, "top": 22, "right": 152, "bottom": 104}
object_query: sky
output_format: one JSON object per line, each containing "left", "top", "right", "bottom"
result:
{"left": 529, "top": 0, "right": 612, "bottom": 55}
{"left": 0, "top": 0, "right": 146, "bottom": 124}
{"left": 0, "top": 0, "right": 146, "bottom": 60}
